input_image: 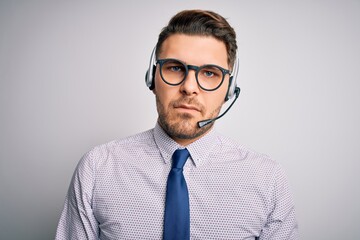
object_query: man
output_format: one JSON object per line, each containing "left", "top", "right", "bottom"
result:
{"left": 56, "top": 9, "right": 298, "bottom": 239}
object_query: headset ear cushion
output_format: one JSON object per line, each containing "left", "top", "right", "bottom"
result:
{"left": 225, "top": 76, "right": 234, "bottom": 101}
{"left": 145, "top": 46, "right": 157, "bottom": 90}
{"left": 149, "top": 65, "right": 156, "bottom": 90}
{"left": 145, "top": 70, "right": 149, "bottom": 84}
{"left": 145, "top": 65, "right": 156, "bottom": 90}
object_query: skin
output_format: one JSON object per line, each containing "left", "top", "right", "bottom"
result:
{"left": 153, "top": 34, "right": 230, "bottom": 146}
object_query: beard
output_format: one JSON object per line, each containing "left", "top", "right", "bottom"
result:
{"left": 156, "top": 95, "right": 222, "bottom": 141}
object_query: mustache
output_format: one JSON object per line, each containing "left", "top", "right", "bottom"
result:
{"left": 171, "top": 97, "right": 204, "bottom": 112}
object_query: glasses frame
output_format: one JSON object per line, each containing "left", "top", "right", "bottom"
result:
{"left": 156, "top": 58, "right": 231, "bottom": 91}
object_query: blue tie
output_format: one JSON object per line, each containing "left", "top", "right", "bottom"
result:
{"left": 163, "top": 148, "right": 190, "bottom": 240}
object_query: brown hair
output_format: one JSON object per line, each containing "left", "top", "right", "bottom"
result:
{"left": 156, "top": 9, "right": 237, "bottom": 68}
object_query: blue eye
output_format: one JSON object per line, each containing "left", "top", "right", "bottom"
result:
{"left": 204, "top": 71, "right": 215, "bottom": 77}
{"left": 170, "top": 66, "right": 183, "bottom": 72}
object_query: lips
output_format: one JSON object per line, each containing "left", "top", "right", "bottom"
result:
{"left": 175, "top": 104, "right": 201, "bottom": 112}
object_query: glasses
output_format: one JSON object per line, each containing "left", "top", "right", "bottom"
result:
{"left": 157, "top": 58, "right": 231, "bottom": 91}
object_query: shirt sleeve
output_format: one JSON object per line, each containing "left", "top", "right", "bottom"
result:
{"left": 55, "top": 150, "right": 99, "bottom": 240}
{"left": 259, "top": 164, "right": 299, "bottom": 240}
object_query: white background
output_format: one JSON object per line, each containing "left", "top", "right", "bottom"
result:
{"left": 0, "top": 1, "right": 359, "bottom": 239}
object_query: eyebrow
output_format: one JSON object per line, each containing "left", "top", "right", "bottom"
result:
{"left": 160, "top": 57, "right": 229, "bottom": 69}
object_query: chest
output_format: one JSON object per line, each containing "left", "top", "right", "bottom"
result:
{"left": 92, "top": 162, "right": 268, "bottom": 239}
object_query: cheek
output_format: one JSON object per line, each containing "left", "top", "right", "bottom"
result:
{"left": 207, "top": 96, "right": 225, "bottom": 113}
{"left": 207, "top": 85, "right": 228, "bottom": 109}
{"left": 154, "top": 75, "right": 173, "bottom": 107}
{"left": 154, "top": 69, "right": 168, "bottom": 92}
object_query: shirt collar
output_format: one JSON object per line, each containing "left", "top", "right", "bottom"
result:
{"left": 153, "top": 122, "right": 219, "bottom": 167}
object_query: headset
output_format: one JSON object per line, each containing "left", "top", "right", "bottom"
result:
{"left": 145, "top": 46, "right": 240, "bottom": 101}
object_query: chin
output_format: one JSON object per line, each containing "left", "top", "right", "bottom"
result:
{"left": 159, "top": 116, "right": 213, "bottom": 141}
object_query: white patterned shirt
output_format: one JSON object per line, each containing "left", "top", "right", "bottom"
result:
{"left": 56, "top": 123, "right": 298, "bottom": 239}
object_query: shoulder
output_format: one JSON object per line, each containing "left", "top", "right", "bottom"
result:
{"left": 215, "top": 133, "right": 292, "bottom": 195}
{"left": 214, "top": 133, "right": 280, "bottom": 175}
{"left": 95, "top": 128, "right": 155, "bottom": 152}
{"left": 77, "top": 128, "right": 156, "bottom": 171}
{"left": 217, "top": 133, "right": 275, "bottom": 162}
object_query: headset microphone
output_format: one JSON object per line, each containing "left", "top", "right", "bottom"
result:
{"left": 197, "top": 87, "right": 241, "bottom": 128}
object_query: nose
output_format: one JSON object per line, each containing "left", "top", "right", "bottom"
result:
{"left": 179, "top": 69, "right": 199, "bottom": 95}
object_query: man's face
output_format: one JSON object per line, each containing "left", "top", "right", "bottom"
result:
{"left": 154, "top": 34, "right": 230, "bottom": 145}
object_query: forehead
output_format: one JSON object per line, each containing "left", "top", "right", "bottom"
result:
{"left": 159, "top": 34, "right": 228, "bottom": 67}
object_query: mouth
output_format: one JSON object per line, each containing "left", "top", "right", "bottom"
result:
{"left": 174, "top": 104, "right": 201, "bottom": 112}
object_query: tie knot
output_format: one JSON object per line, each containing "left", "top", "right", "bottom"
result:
{"left": 172, "top": 148, "right": 190, "bottom": 169}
